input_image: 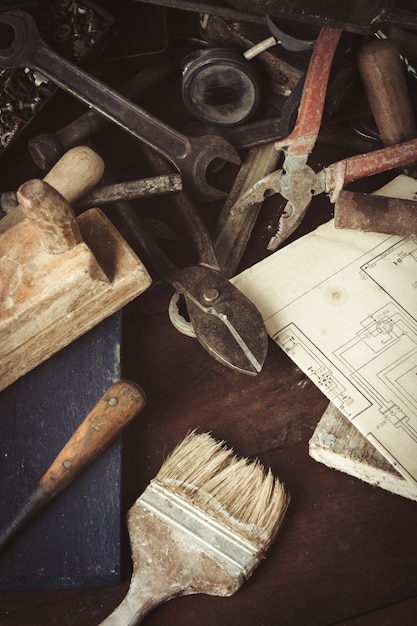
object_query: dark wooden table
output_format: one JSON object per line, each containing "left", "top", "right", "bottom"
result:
{"left": 0, "top": 272, "right": 416, "bottom": 625}
{"left": 1, "top": 5, "right": 417, "bottom": 624}
{"left": 1, "top": 209, "right": 417, "bottom": 624}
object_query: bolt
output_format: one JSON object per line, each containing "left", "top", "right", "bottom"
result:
{"left": 108, "top": 397, "right": 117, "bottom": 406}
{"left": 203, "top": 288, "right": 220, "bottom": 303}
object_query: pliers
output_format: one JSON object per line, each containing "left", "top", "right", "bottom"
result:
{"left": 232, "top": 27, "right": 417, "bottom": 251}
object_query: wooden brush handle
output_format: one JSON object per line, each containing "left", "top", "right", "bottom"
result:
{"left": 357, "top": 39, "right": 417, "bottom": 146}
{"left": 39, "top": 380, "right": 146, "bottom": 495}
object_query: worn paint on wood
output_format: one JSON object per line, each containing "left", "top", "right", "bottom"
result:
{"left": 0, "top": 313, "right": 124, "bottom": 588}
{"left": 0, "top": 201, "right": 151, "bottom": 391}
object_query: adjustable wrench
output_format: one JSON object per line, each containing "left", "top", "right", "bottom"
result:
{"left": 0, "top": 10, "right": 240, "bottom": 202}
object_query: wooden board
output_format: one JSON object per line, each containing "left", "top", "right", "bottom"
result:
{"left": 0, "top": 312, "right": 124, "bottom": 589}
{"left": 0, "top": 204, "right": 151, "bottom": 392}
{"left": 309, "top": 401, "right": 417, "bottom": 501}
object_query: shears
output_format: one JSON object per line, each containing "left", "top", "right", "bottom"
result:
{"left": 113, "top": 149, "right": 268, "bottom": 376}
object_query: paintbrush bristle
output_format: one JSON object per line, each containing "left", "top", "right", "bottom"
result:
{"left": 99, "top": 433, "right": 289, "bottom": 623}
{"left": 152, "top": 431, "right": 289, "bottom": 551}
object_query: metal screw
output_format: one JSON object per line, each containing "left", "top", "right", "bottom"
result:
{"left": 108, "top": 397, "right": 117, "bottom": 406}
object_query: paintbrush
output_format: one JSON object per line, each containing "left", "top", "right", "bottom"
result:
{"left": 100, "top": 431, "right": 289, "bottom": 625}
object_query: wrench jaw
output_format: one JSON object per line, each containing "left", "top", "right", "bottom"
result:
{"left": 0, "top": 10, "right": 239, "bottom": 205}
{"left": 0, "top": 11, "right": 37, "bottom": 68}
{"left": 184, "top": 134, "right": 241, "bottom": 203}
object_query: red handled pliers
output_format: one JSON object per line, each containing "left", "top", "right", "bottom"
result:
{"left": 232, "top": 27, "right": 417, "bottom": 250}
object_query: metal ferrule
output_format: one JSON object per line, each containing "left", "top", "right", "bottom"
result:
{"left": 138, "top": 481, "right": 259, "bottom": 578}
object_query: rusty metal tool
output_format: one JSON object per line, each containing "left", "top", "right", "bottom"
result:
{"left": 136, "top": 0, "right": 417, "bottom": 35}
{"left": 107, "top": 155, "right": 268, "bottom": 375}
{"left": 0, "top": 174, "right": 183, "bottom": 214}
{"left": 0, "top": 380, "right": 146, "bottom": 552}
{"left": 213, "top": 142, "right": 280, "bottom": 278}
{"left": 0, "top": 10, "right": 240, "bottom": 202}
{"left": 73, "top": 174, "right": 182, "bottom": 210}
{"left": 334, "top": 189, "right": 417, "bottom": 236}
{"left": 231, "top": 27, "right": 417, "bottom": 251}
{"left": 185, "top": 98, "right": 379, "bottom": 154}
{"left": 217, "top": 0, "right": 417, "bottom": 35}
{"left": 169, "top": 141, "right": 280, "bottom": 339}
{"left": 28, "top": 60, "right": 179, "bottom": 172}
{"left": 135, "top": 0, "right": 268, "bottom": 24}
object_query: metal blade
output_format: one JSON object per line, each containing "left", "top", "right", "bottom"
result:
{"left": 175, "top": 266, "right": 268, "bottom": 375}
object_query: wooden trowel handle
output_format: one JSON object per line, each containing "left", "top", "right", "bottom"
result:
{"left": 0, "top": 380, "right": 146, "bottom": 552}
{"left": 357, "top": 38, "right": 417, "bottom": 146}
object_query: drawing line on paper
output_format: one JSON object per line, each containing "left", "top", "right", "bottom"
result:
{"left": 335, "top": 301, "right": 417, "bottom": 443}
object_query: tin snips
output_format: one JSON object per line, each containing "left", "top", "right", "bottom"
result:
{"left": 115, "top": 149, "right": 268, "bottom": 376}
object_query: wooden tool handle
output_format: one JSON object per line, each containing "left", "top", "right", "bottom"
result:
{"left": 0, "top": 146, "right": 104, "bottom": 238}
{"left": 39, "top": 380, "right": 146, "bottom": 495}
{"left": 17, "top": 178, "right": 83, "bottom": 254}
{"left": 0, "top": 381, "right": 145, "bottom": 552}
{"left": 43, "top": 145, "right": 105, "bottom": 203}
{"left": 357, "top": 39, "right": 417, "bottom": 146}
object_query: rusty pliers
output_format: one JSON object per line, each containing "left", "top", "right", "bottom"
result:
{"left": 232, "top": 27, "right": 417, "bottom": 250}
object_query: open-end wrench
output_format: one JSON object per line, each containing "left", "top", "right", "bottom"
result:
{"left": 0, "top": 10, "right": 240, "bottom": 202}
{"left": 28, "top": 60, "right": 180, "bottom": 172}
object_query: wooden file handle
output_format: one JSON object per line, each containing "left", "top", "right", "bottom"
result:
{"left": 39, "top": 380, "right": 146, "bottom": 495}
{"left": 17, "top": 178, "right": 83, "bottom": 254}
{"left": 0, "top": 380, "right": 146, "bottom": 552}
{"left": 357, "top": 38, "right": 417, "bottom": 146}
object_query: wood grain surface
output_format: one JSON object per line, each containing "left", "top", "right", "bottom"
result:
{"left": 1, "top": 280, "right": 416, "bottom": 622}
